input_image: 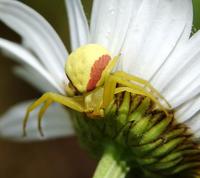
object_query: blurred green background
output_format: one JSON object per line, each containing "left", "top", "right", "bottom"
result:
{"left": 1, "top": 0, "right": 200, "bottom": 178}
{"left": 0, "top": 1, "right": 95, "bottom": 178}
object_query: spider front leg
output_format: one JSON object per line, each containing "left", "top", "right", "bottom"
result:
{"left": 103, "top": 73, "right": 169, "bottom": 116}
{"left": 113, "top": 71, "right": 171, "bottom": 109}
{"left": 23, "top": 92, "right": 85, "bottom": 136}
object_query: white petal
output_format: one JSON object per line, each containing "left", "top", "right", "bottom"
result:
{"left": 0, "top": 0, "right": 68, "bottom": 82}
{"left": 175, "top": 96, "right": 200, "bottom": 123}
{"left": 152, "top": 28, "right": 200, "bottom": 94}
{"left": 164, "top": 72, "right": 200, "bottom": 107}
{"left": 120, "top": 0, "right": 192, "bottom": 80}
{"left": 90, "top": 0, "right": 141, "bottom": 56}
{"left": 152, "top": 31, "right": 200, "bottom": 91}
{"left": 0, "top": 38, "right": 65, "bottom": 94}
{"left": 14, "top": 66, "right": 58, "bottom": 93}
{"left": 65, "top": 0, "right": 89, "bottom": 51}
{"left": 153, "top": 31, "right": 200, "bottom": 107}
{"left": 193, "top": 129, "right": 200, "bottom": 141}
{"left": 0, "top": 100, "right": 74, "bottom": 141}
{"left": 185, "top": 112, "right": 200, "bottom": 135}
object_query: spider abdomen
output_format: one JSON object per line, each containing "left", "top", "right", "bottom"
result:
{"left": 87, "top": 54, "right": 111, "bottom": 91}
{"left": 65, "top": 44, "right": 111, "bottom": 93}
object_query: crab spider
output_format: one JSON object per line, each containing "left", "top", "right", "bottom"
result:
{"left": 23, "top": 44, "right": 171, "bottom": 136}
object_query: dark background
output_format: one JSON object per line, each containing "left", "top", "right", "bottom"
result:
{"left": 0, "top": 0, "right": 96, "bottom": 178}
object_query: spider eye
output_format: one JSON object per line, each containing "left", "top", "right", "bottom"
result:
{"left": 65, "top": 44, "right": 111, "bottom": 93}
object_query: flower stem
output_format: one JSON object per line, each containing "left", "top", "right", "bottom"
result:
{"left": 92, "top": 144, "right": 129, "bottom": 178}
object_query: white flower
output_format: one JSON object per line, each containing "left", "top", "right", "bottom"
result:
{"left": 0, "top": 0, "right": 200, "bottom": 141}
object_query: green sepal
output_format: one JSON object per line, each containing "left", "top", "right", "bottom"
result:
{"left": 132, "top": 139, "right": 163, "bottom": 156}
{"left": 160, "top": 152, "right": 182, "bottom": 163}
{"left": 128, "top": 97, "right": 151, "bottom": 122}
{"left": 172, "top": 162, "right": 200, "bottom": 174}
{"left": 182, "top": 149, "right": 200, "bottom": 155}
{"left": 164, "top": 127, "right": 186, "bottom": 141}
{"left": 116, "top": 92, "right": 131, "bottom": 129}
{"left": 176, "top": 143, "right": 196, "bottom": 151}
{"left": 145, "top": 113, "right": 163, "bottom": 131}
{"left": 115, "top": 122, "right": 131, "bottom": 146}
{"left": 137, "top": 157, "right": 158, "bottom": 165}
{"left": 104, "top": 99, "right": 116, "bottom": 117}
{"left": 140, "top": 116, "right": 173, "bottom": 144}
{"left": 105, "top": 101, "right": 117, "bottom": 138}
{"left": 129, "top": 95, "right": 142, "bottom": 112}
{"left": 128, "top": 115, "right": 152, "bottom": 145}
{"left": 131, "top": 115, "right": 152, "bottom": 137}
{"left": 151, "top": 137, "right": 185, "bottom": 157}
{"left": 152, "top": 157, "right": 183, "bottom": 170}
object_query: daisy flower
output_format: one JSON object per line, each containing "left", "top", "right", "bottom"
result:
{"left": 1, "top": 0, "right": 200, "bottom": 177}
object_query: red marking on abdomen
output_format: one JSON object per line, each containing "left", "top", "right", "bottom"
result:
{"left": 87, "top": 55, "right": 111, "bottom": 91}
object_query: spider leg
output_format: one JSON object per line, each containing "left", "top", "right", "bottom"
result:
{"left": 23, "top": 92, "right": 85, "bottom": 136}
{"left": 38, "top": 99, "right": 53, "bottom": 136}
{"left": 103, "top": 75, "right": 169, "bottom": 116}
{"left": 103, "top": 75, "right": 153, "bottom": 107}
{"left": 98, "top": 54, "right": 120, "bottom": 106}
{"left": 103, "top": 74, "right": 117, "bottom": 107}
{"left": 105, "top": 55, "right": 120, "bottom": 74}
{"left": 114, "top": 87, "right": 168, "bottom": 116}
{"left": 113, "top": 71, "right": 171, "bottom": 109}
{"left": 97, "top": 54, "right": 120, "bottom": 87}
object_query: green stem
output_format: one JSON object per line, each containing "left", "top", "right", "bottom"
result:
{"left": 92, "top": 144, "right": 129, "bottom": 178}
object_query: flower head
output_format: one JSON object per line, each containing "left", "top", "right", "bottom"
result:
{"left": 1, "top": 0, "right": 200, "bottom": 177}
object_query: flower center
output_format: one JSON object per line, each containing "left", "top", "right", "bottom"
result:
{"left": 73, "top": 92, "right": 200, "bottom": 177}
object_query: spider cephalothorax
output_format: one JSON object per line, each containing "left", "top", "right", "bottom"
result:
{"left": 23, "top": 44, "right": 171, "bottom": 136}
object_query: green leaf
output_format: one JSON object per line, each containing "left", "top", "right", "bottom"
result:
{"left": 193, "top": 0, "right": 200, "bottom": 33}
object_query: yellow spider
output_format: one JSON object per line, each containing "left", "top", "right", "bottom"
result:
{"left": 23, "top": 44, "right": 171, "bottom": 136}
